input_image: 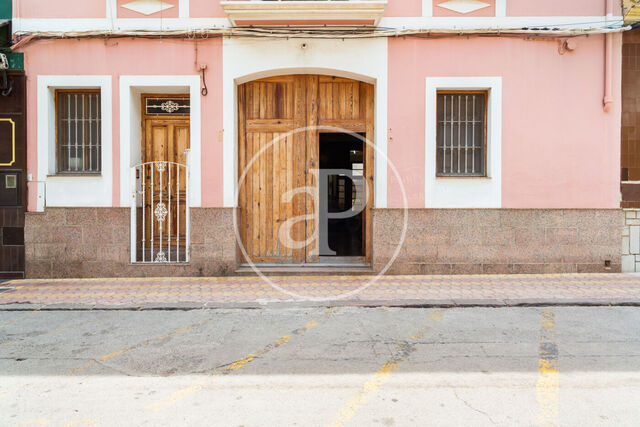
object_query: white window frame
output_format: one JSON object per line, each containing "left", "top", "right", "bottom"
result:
{"left": 36, "top": 75, "right": 112, "bottom": 210}
{"left": 425, "top": 76, "right": 502, "bottom": 208}
{"left": 119, "top": 75, "right": 202, "bottom": 208}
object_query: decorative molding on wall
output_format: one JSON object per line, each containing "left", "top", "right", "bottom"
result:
{"left": 436, "top": 0, "right": 490, "bottom": 15}
{"left": 121, "top": 0, "right": 175, "bottom": 16}
{"left": 220, "top": 0, "right": 388, "bottom": 25}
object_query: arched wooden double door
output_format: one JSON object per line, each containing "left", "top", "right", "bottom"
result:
{"left": 238, "top": 75, "right": 374, "bottom": 264}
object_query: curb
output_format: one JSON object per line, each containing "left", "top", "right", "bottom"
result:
{"left": 1, "top": 298, "right": 640, "bottom": 311}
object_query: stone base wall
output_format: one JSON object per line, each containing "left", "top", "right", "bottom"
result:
{"left": 26, "top": 207, "right": 623, "bottom": 278}
{"left": 622, "top": 209, "right": 640, "bottom": 272}
{"left": 373, "top": 209, "right": 622, "bottom": 275}
{"left": 25, "top": 207, "right": 236, "bottom": 278}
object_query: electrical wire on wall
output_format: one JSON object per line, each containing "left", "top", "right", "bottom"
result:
{"left": 10, "top": 19, "right": 628, "bottom": 43}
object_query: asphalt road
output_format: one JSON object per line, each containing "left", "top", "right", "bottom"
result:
{"left": 1, "top": 306, "right": 640, "bottom": 426}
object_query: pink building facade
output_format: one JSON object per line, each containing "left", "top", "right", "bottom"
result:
{"left": 12, "top": 0, "right": 625, "bottom": 277}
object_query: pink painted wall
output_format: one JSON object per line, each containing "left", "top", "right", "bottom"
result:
{"left": 117, "top": 0, "right": 179, "bottom": 18}
{"left": 388, "top": 35, "right": 622, "bottom": 209}
{"left": 191, "top": 0, "right": 226, "bottom": 18}
{"left": 20, "top": 38, "right": 224, "bottom": 209}
{"left": 507, "top": 0, "right": 606, "bottom": 17}
{"left": 13, "top": 0, "right": 106, "bottom": 18}
{"left": 433, "top": 0, "right": 495, "bottom": 17}
{"left": 384, "top": 0, "right": 422, "bottom": 17}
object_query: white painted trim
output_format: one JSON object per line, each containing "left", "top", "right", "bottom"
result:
{"left": 495, "top": 0, "right": 506, "bottom": 17}
{"left": 221, "top": 0, "right": 387, "bottom": 25}
{"left": 425, "top": 76, "right": 502, "bottom": 208}
{"left": 36, "top": 75, "right": 113, "bottom": 210}
{"left": 12, "top": 15, "right": 623, "bottom": 34}
{"left": 422, "top": 0, "right": 432, "bottom": 17}
{"left": 12, "top": 18, "right": 230, "bottom": 33}
{"left": 379, "top": 15, "right": 624, "bottom": 28}
{"left": 222, "top": 37, "right": 388, "bottom": 208}
{"left": 119, "top": 75, "right": 202, "bottom": 208}
{"left": 179, "top": 0, "right": 189, "bottom": 18}
{"left": 106, "top": 0, "right": 116, "bottom": 19}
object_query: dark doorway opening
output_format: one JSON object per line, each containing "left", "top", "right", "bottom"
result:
{"left": 319, "top": 133, "right": 364, "bottom": 258}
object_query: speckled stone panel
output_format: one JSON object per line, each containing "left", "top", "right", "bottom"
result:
{"left": 25, "top": 207, "right": 236, "bottom": 278}
{"left": 372, "top": 209, "right": 623, "bottom": 275}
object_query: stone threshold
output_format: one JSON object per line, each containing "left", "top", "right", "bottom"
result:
{"left": 235, "top": 264, "right": 374, "bottom": 275}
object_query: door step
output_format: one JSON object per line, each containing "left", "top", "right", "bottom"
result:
{"left": 235, "top": 264, "right": 374, "bottom": 276}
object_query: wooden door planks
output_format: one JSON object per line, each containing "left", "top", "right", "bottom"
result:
{"left": 238, "top": 75, "right": 374, "bottom": 264}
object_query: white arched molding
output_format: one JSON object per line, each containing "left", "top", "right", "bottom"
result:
{"left": 222, "top": 37, "right": 389, "bottom": 208}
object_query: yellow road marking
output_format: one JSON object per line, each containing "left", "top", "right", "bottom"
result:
{"left": 326, "top": 309, "right": 443, "bottom": 427}
{"left": 536, "top": 309, "right": 559, "bottom": 427}
{"left": 0, "top": 310, "right": 40, "bottom": 330}
{"left": 147, "top": 313, "right": 333, "bottom": 412}
{"left": 68, "top": 315, "right": 215, "bottom": 376}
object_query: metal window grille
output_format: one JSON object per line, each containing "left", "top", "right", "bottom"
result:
{"left": 436, "top": 91, "right": 486, "bottom": 176}
{"left": 55, "top": 90, "right": 101, "bottom": 173}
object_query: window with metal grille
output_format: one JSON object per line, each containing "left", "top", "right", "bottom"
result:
{"left": 55, "top": 90, "right": 101, "bottom": 173}
{"left": 436, "top": 91, "right": 487, "bottom": 177}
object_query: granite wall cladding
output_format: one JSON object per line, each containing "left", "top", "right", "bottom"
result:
{"left": 25, "top": 207, "right": 236, "bottom": 278}
{"left": 26, "top": 207, "right": 623, "bottom": 278}
{"left": 373, "top": 209, "right": 623, "bottom": 275}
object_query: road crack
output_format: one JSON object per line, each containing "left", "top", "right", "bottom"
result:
{"left": 453, "top": 389, "right": 497, "bottom": 426}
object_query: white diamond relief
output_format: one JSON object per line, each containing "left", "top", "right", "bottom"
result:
{"left": 437, "top": 0, "right": 491, "bottom": 14}
{"left": 121, "top": 0, "right": 175, "bottom": 16}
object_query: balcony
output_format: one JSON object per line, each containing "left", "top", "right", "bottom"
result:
{"left": 220, "top": 0, "right": 388, "bottom": 26}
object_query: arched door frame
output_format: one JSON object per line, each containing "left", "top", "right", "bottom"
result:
{"left": 236, "top": 74, "right": 375, "bottom": 264}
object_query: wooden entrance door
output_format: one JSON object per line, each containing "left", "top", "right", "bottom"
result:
{"left": 141, "top": 95, "right": 190, "bottom": 257}
{"left": 238, "top": 76, "right": 374, "bottom": 264}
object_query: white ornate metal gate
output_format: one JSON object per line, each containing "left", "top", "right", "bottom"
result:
{"left": 130, "top": 160, "right": 190, "bottom": 263}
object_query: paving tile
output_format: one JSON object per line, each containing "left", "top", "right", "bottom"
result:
{"left": 2, "top": 274, "right": 640, "bottom": 308}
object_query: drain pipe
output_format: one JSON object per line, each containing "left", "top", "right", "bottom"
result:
{"left": 603, "top": 0, "right": 614, "bottom": 112}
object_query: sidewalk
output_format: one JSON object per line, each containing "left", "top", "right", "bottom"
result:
{"left": 2, "top": 273, "right": 640, "bottom": 309}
